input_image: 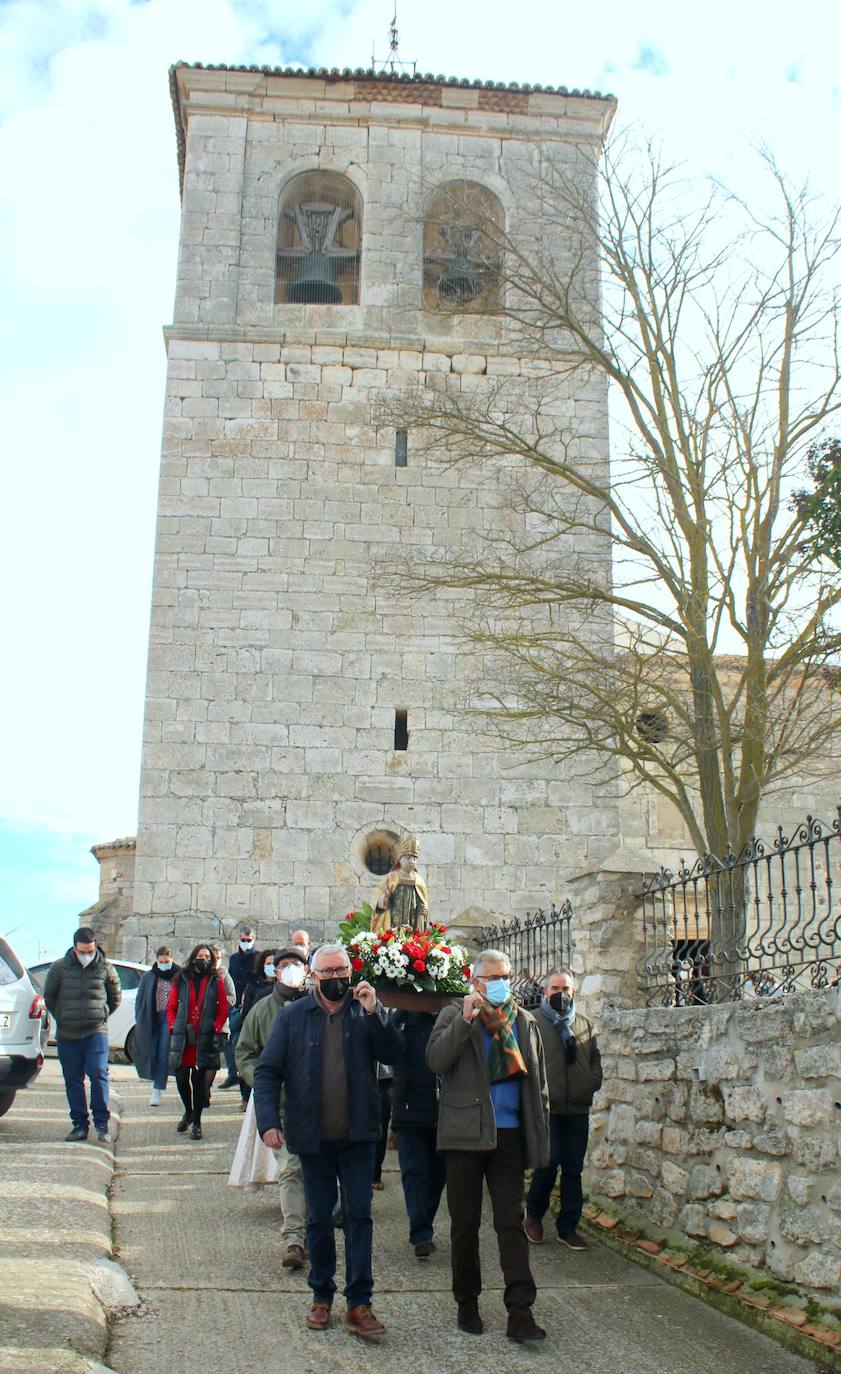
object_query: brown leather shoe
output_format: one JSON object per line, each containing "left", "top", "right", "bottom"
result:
{"left": 557, "top": 1230, "right": 588, "bottom": 1251}
{"left": 524, "top": 1216, "right": 544, "bottom": 1244}
{"left": 345, "top": 1304, "right": 385, "bottom": 1339}
{"left": 306, "top": 1303, "right": 332, "bottom": 1331}
{"left": 282, "top": 1243, "right": 306, "bottom": 1270}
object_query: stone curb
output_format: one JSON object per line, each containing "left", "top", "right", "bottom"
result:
{"left": 583, "top": 1208, "right": 841, "bottom": 1371}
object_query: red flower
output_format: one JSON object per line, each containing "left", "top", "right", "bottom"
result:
{"left": 440, "top": 946, "right": 451, "bottom": 955}
{"left": 412, "top": 959, "right": 427, "bottom": 973}
{"left": 463, "top": 965, "right": 471, "bottom": 977}
{"left": 351, "top": 957, "right": 364, "bottom": 972}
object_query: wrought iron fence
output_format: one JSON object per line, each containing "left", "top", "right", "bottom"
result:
{"left": 481, "top": 901, "right": 573, "bottom": 1007}
{"left": 637, "top": 808, "right": 841, "bottom": 1006}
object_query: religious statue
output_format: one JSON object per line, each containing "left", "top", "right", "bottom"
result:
{"left": 371, "top": 835, "right": 429, "bottom": 933}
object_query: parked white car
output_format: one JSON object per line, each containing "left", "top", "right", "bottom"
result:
{"left": 0, "top": 937, "right": 48, "bottom": 1117}
{"left": 28, "top": 957, "right": 151, "bottom": 1063}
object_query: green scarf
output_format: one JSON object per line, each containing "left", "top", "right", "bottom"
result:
{"left": 478, "top": 997, "right": 528, "bottom": 1083}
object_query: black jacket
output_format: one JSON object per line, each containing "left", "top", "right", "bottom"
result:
{"left": 253, "top": 989, "right": 404, "bottom": 1156}
{"left": 241, "top": 976, "right": 274, "bottom": 1020}
{"left": 228, "top": 948, "right": 255, "bottom": 1006}
{"left": 390, "top": 1011, "right": 439, "bottom": 1129}
{"left": 43, "top": 948, "right": 121, "bottom": 1041}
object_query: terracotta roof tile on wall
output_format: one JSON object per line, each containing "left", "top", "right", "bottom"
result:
{"left": 169, "top": 62, "right": 616, "bottom": 191}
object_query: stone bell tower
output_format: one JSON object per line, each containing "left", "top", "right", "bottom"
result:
{"left": 126, "top": 62, "right": 618, "bottom": 960}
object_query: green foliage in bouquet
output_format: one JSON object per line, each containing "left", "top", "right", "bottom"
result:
{"left": 338, "top": 901, "right": 374, "bottom": 945}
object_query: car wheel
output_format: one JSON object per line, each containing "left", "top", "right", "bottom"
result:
{"left": 0, "top": 1088, "right": 16, "bottom": 1118}
{"left": 124, "top": 1028, "right": 135, "bottom": 1064}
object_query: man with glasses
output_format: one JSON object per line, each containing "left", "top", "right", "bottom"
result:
{"left": 253, "top": 942, "right": 403, "bottom": 1340}
{"left": 427, "top": 948, "right": 549, "bottom": 1342}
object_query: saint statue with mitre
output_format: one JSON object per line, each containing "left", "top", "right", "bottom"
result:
{"left": 371, "top": 834, "right": 429, "bottom": 933}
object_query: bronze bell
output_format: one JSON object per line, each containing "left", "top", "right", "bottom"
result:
{"left": 437, "top": 249, "right": 483, "bottom": 303}
{"left": 287, "top": 252, "right": 343, "bottom": 304}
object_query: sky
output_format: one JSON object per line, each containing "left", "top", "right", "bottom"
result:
{"left": 1, "top": 0, "right": 839, "bottom": 965}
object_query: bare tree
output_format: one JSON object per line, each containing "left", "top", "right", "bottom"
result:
{"left": 385, "top": 137, "right": 841, "bottom": 866}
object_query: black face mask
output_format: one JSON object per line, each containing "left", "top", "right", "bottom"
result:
{"left": 194, "top": 958, "right": 211, "bottom": 974}
{"left": 549, "top": 991, "right": 573, "bottom": 1016}
{"left": 319, "top": 976, "right": 351, "bottom": 1002}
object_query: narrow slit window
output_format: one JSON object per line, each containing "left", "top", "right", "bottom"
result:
{"left": 395, "top": 429, "right": 408, "bottom": 467}
{"left": 394, "top": 708, "right": 409, "bottom": 750}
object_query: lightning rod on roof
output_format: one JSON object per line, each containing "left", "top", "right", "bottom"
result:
{"left": 371, "top": 4, "right": 416, "bottom": 75}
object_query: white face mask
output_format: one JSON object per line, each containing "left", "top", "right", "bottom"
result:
{"left": 239, "top": 940, "right": 254, "bottom": 951}
{"left": 280, "top": 963, "right": 306, "bottom": 988}
{"left": 76, "top": 951, "right": 95, "bottom": 967}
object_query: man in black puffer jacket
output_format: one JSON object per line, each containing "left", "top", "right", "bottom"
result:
{"left": 43, "top": 926, "right": 122, "bottom": 1143}
{"left": 391, "top": 1010, "right": 446, "bottom": 1259}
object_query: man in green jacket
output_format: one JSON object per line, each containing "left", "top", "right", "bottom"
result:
{"left": 524, "top": 966, "right": 602, "bottom": 1251}
{"left": 427, "top": 948, "right": 549, "bottom": 1343}
{"left": 236, "top": 945, "right": 308, "bottom": 1269}
{"left": 43, "top": 926, "right": 121, "bottom": 1143}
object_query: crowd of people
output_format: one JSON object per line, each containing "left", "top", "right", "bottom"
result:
{"left": 43, "top": 924, "right": 603, "bottom": 1343}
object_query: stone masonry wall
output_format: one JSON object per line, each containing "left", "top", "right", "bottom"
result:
{"left": 586, "top": 989, "right": 841, "bottom": 1306}
{"left": 130, "top": 72, "right": 619, "bottom": 960}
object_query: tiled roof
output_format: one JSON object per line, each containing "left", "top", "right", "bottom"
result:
{"left": 169, "top": 62, "right": 615, "bottom": 190}
{"left": 91, "top": 837, "right": 137, "bottom": 859}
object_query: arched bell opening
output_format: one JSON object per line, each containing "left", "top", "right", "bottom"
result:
{"left": 423, "top": 181, "right": 503, "bottom": 313}
{"left": 275, "top": 171, "right": 362, "bottom": 306}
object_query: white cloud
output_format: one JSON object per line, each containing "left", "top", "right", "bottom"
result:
{"left": 0, "top": 0, "right": 838, "bottom": 846}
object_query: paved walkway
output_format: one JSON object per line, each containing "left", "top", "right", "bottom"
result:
{"left": 107, "top": 1072, "right": 817, "bottom": 1374}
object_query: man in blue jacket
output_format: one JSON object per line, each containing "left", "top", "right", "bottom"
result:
{"left": 254, "top": 942, "right": 403, "bottom": 1340}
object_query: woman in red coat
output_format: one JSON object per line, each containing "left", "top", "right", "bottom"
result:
{"left": 167, "top": 944, "right": 229, "bottom": 1140}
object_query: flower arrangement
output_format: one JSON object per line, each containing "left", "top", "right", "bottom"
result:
{"left": 338, "top": 906, "right": 471, "bottom": 995}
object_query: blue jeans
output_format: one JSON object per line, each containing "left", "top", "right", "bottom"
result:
{"left": 57, "top": 1032, "right": 110, "bottom": 1133}
{"left": 150, "top": 1011, "right": 170, "bottom": 1092}
{"left": 396, "top": 1126, "right": 446, "bottom": 1244}
{"left": 300, "top": 1139, "right": 376, "bottom": 1307}
{"left": 525, "top": 1112, "right": 589, "bottom": 1233}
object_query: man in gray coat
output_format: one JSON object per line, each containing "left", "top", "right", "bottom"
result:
{"left": 524, "top": 966, "right": 602, "bottom": 1250}
{"left": 427, "top": 949, "right": 549, "bottom": 1343}
{"left": 43, "top": 926, "right": 121, "bottom": 1142}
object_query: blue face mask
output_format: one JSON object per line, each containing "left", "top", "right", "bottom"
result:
{"left": 263, "top": 965, "right": 276, "bottom": 979}
{"left": 157, "top": 961, "right": 172, "bottom": 972}
{"left": 484, "top": 977, "right": 510, "bottom": 1006}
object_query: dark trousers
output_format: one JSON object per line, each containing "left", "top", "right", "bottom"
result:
{"left": 300, "top": 1139, "right": 376, "bottom": 1308}
{"left": 396, "top": 1126, "right": 446, "bottom": 1244}
{"left": 373, "top": 1079, "right": 392, "bottom": 1182}
{"left": 526, "top": 1112, "right": 589, "bottom": 1233}
{"left": 57, "top": 1032, "right": 110, "bottom": 1132}
{"left": 149, "top": 1012, "right": 170, "bottom": 1092}
{"left": 223, "top": 1005, "right": 242, "bottom": 1083}
{"left": 174, "top": 1066, "right": 207, "bottom": 1124}
{"left": 444, "top": 1127, "right": 536, "bottom": 1313}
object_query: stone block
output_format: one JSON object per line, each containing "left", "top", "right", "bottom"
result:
{"left": 707, "top": 1222, "right": 738, "bottom": 1248}
{"left": 677, "top": 1204, "right": 707, "bottom": 1236}
{"left": 688, "top": 1165, "right": 724, "bottom": 1200}
{"left": 661, "top": 1160, "right": 689, "bottom": 1195}
{"left": 736, "top": 1202, "right": 771, "bottom": 1245}
{"left": 793, "top": 1043, "right": 841, "bottom": 1079}
{"left": 787, "top": 1175, "right": 812, "bottom": 1205}
{"left": 793, "top": 1251, "right": 841, "bottom": 1290}
{"left": 727, "top": 1157, "right": 782, "bottom": 1202}
{"left": 637, "top": 1058, "right": 675, "bottom": 1082}
{"left": 782, "top": 1089, "right": 833, "bottom": 1126}
{"left": 723, "top": 1085, "right": 766, "bottom": 1123}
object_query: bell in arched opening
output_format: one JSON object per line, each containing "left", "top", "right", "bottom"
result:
{"left": 276, "top": 173, "right": 362, "bottom": 306}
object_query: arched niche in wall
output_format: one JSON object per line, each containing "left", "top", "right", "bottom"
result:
{"left": 423, "top": 180, "right": 503, "bottom": 313}
{"left": 275, "top": 170, "right": 362, "bottom": 305}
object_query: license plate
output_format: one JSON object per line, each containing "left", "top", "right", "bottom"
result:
{"left": 0, "top": 1014, "right": 10, "bottom": 1029}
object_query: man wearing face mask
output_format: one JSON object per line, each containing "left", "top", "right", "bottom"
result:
{"left": 235, "top": 948, "right": 309, "bottom": 1267}
{"left": 220, "top": 926, "right": 257, "bottom": 1090}
{"left": 427, "top": 949, "right": 549, "bottom": 1343}
{"left": 524, "top": 967, "right": 602, "bottom": 1251}
{"left": 253, "top": 943, "right": 403, "bottom": 1339}
{"left": 43, "top": 926, "right": 122, "bottom": 1142}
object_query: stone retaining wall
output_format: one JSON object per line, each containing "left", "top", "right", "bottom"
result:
{"left": 586, "top": 988, "right": 841, "bottom": 1306}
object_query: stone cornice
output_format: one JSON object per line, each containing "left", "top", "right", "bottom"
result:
{"left": 169, "top": 62, "right": 617, "bottom": 194}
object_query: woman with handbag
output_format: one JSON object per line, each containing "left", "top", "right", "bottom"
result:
{"left": 167, "top": 944, "right": 229, "bottom": 1140}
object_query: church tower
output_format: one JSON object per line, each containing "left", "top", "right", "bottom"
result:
{"left": 127, "top": 63, "right": 617, "bottom": 958}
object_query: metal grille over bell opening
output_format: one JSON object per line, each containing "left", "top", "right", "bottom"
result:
{"left": 423, "top": 181, "right": 503, "bottom": 313}
{"left": 276, "top": 172, "right": 362, "bottom": 306}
